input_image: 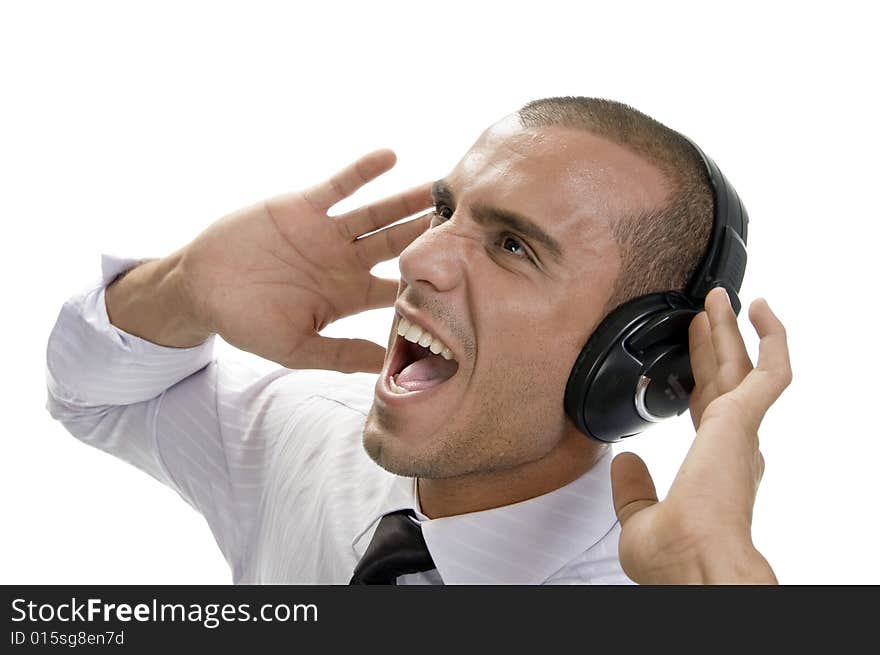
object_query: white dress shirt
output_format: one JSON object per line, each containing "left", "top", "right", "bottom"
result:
{"left": 44, "top": 253, "right": 634, "bottom": 585}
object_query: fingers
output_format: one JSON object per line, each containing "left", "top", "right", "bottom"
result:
{"left": 289, "top": 335, "right": 387, "bottom": 374}
{"left": 611, "top": 452, "right": 659, "bottom": 528}
{"left": 727, "top": 298, "right": 793, "bottom": 430}
{"left": 688, "top": 311, "right": 718, "bottom": 391}
{"left": 335, "top": 182, "right": 432, "bottom": 240}
{"left": 362, "top": 275, "right": 400, "bottom": 311}
{"left": 756, "top": 450, "right": 766, "bottom": 487}
{"left": 303, "top": 149, "right": 397, "bottom": 211}
{"left": 749, "top": 298, "right": 792, "bottom": 386}
{"left": 354, "top": 212, "right": 432, "bottom": 266}
{"left": 705, "top": 286, "right": 754, "bottom": 394}
{"left": 687, "top": 311, "right": 718, "bottom": 428}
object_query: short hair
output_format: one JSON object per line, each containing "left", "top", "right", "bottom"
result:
{"left": 517, "top": 96, "right": 714, "bottom": 315}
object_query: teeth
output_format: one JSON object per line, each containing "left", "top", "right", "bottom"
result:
{"left": 395, "top": 314, "right": 456, "bottom": 361}
{"left": 389, "top": 374, "right": 408, "bottom": 394}
{"left": 403, "top": 324, "right": 423, "bottom": 342}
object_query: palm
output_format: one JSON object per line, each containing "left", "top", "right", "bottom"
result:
{"left": 177, "top": 150, "right": 432, "bottom": 372}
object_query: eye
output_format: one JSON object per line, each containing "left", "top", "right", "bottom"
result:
{"left": 430, "top": 203, "right": 537, "bottom": 267}
{"left": 431, "top": 203, "right": 454, "bottom": 225}
{"left": 497, "top": 233, "right": 534, "bottom": 263}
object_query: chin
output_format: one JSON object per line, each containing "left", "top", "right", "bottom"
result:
{"left": 361, "top": 416, "right": 464, "bottom": 480}
{"left": 361, "top": 428, "right": 423, "bottom": 477}
{"left": 361, "top": 409, "right": 416, "bottom": 475}
{"left": 362, "top": 394, "right": 441, "bottom": 464}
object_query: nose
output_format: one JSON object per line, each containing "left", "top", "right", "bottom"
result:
{"left": 399, "top": 219, "right": 479, "bottom": 293}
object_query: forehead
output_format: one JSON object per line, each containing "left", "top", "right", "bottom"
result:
{"left": 444, "top": 115, "right": 670, "bottom": 255}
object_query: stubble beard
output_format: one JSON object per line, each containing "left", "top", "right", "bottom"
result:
{"left": 361, "top": 402, "right": 472, "bottom": 479}
{"left": 361, "top": 401, "right": 534, "bottom": 481}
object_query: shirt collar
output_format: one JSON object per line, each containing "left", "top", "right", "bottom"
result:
{"left": 351, "top": 448, "right": 619, "bottom": 584}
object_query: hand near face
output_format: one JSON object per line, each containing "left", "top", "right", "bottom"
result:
{"left": 610, "top": 287, "right": 792, "bottom": 584}
{"left": 175, "top": 150, "right": 432, "bottom": 373}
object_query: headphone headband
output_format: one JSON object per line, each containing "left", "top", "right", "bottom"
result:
{"left": 678, "top": 134, "right": 749, "bottom": 313}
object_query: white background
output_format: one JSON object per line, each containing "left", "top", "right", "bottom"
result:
{"left": 1, "top": 1, "right": 876, "bottom": 584}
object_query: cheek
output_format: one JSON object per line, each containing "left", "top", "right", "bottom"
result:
{"left": 472, "top": 282, "right": 585, "bottom": 392}
{"left": 481, "top": 327, "right": 578, "bottom": 396}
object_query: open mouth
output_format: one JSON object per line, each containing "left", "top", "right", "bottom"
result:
{"left": 385, "top": 317, "right": 460, "bottom": 396}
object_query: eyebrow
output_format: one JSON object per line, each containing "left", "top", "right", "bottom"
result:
{"left": 431, "top": 180, "right": 564, "bottom": 264}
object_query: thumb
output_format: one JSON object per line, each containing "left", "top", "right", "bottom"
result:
{"left": 611, "top": 452, "right": 659, "bottom": 527}
{"left": 287, "top": 335, "right": 387, "bottom": 374}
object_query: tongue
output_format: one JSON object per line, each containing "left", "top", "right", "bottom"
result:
{"left": 396, "top": 354, "right": 458, "bottom": 391}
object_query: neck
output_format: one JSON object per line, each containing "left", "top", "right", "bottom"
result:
{"left": 417, "top": 431, "right": 609, "bottom": 519}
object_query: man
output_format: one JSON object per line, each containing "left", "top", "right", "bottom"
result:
{"left": 45, "top": 96, "right": 791, "bottom": 584}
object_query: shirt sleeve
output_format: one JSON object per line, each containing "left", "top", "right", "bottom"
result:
{"left": 44, "top": 253, "right": 312, "bottom": 580}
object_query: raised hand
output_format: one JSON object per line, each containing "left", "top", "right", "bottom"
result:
{"left": 610, "top": 287, "right": 792, "bottom": 584}
{"left": 174, "top": 150, "right": 432, "bottom": 373}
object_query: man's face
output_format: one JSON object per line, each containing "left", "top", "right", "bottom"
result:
{"left": 363, "top": 114, "right": 669, "bottom": 478}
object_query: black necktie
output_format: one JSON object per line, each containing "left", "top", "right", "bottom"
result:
{"left": 349, "top": 510, "right": 436, "bottom": 585}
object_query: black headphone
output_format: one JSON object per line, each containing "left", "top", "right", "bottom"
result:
{"left": 563, "top": 135, "right": 749, "bottom": 443}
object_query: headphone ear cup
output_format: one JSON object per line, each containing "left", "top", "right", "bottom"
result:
{"left": 564, "top": 293, "right": 698, "bottom": 443}
{"left": 564, "top": 293, "right": 673, "bottom": 442}
{"left": 635, "top": 343, "right": 695, "bottom": 421}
